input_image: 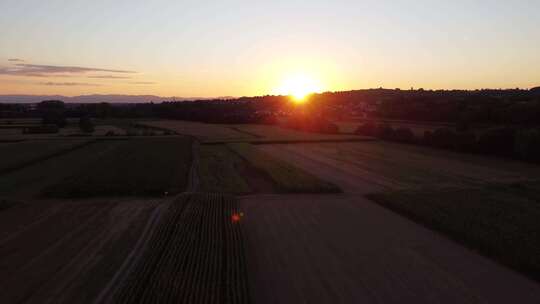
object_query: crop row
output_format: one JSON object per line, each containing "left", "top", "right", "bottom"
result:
{"left": 114, "top": 193, "right": 249, "bottom": 304}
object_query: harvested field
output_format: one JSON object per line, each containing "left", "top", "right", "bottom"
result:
{"left": 0, "top": 139, "right": 92, "bottom": 174}
{"left": 254, "top": 141, "right": 540, "bottom": 283}
{"left": 229, "top": 124, "right": 369, "bottom": 143}
{"left": 259, "top": 141, "right": 540, "bottom": 191}
{"left": 0, "top": 198, "right": 158, "bottom": 304}
{"left": 367, "top": 183, "right": 540, "bottom": 281}
{"left": 0, "top": 140, "right": 125, "bottom": 198}
{"left": 115, "top": 193, "right": 249, "bottom": 304}
{"left": 241, "top": 193, "right": 540, "bottom": 303}
{"left": 43, "top": 138, "right": 193, "bottom": 198}
{"left": 229, "top": 143, "right": 340, "bottom": 193}
{"left": 198, "top": 145, "right": 251, "bottom": 194}
{"left": 139, "top": 120, "right": 370, "bottom": 144}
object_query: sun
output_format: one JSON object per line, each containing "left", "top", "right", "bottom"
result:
{"left": 276, "top": 74, "right": 323, "bottom": 102}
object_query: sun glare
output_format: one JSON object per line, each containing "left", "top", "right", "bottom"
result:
{"left": 276, "top": 74, "right": 323, "bottom": 103}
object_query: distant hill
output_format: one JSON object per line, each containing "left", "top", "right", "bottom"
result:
{"left": 0, "top": 94, "right": 234, "bottom": 104}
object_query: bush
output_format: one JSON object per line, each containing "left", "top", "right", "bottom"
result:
{"left": 515, "top": 128, "right": 540, "bottom": 162}
{"left": 393, "top": 127, "right": 415, "bottom": 143}
{"left": 38, "top": 100, "right": 67, "bottom": 128}
{"left": 42, "top": 112, "right": 67, "bottom": 128}
{"left": 477, "top": 127, "right": 516, "bottom": 157}
{"left": 355, "top": 122, "right": 377, "bottom": 136}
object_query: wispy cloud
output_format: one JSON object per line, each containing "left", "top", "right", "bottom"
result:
{"left": 39, "top": 81, "right": 102, "bottom": 87}
{"left": 0, "top": 63, "right": 136, "bottom": 77}
{"left": 88, "top": 75, "right": 132, "bottom": 79}
{"left": 8, "top": 58, "right": 24, "bottom": 62}
{"left": 130, "top": 81, "right": 156, "bottom": 85}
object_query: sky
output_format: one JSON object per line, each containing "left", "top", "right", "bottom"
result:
{"left": 0, "top": 0, "right": 539, "bottom": 97}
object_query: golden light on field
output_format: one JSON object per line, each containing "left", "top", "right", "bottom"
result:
{"left": 275, "top": 74, "right": 323, "bottom": 103}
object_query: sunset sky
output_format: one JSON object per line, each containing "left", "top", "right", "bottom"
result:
{"left": 1, "top": 0, "right": 539, "bottom": 97}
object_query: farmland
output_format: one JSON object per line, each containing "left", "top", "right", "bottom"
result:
{"left": 197, "top": 145, "right": 251, "bottom": 194}
{"left": 228, "top": 143, "right": 341, "bottom": 193}
{"left": 139, "top": 120, "right": 370, "bottom": 144}
{"left": 42, "top": 137, "right": 193, "bottom": 198}
{"left": 0, "top": 139, "right": 92, "bottom": 174}
{"left": 0, "top": 198, "right": 158, "bottom": 304}
{"left": 2, "top": 118, "right": 540, "bottom": 303}
{"left": 114, "top": 193, "right": 249, "bottom": 304}
{"left": 367, "top": 183, "right": 540, "bottom": 281}
{"left": 0, "top": 140, "right": 125, "bottom": 198}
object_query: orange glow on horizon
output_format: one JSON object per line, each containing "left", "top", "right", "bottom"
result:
{"left": 274, "top": 73, "right": 324, "bottom": 103}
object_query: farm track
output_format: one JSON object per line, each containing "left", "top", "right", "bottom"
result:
{"left": 114, "top": 193, "right": 249, "bottom": 304}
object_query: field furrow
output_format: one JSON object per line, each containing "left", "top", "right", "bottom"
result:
{"left": 114, "top": 193, "right": 249, "bottom": 304}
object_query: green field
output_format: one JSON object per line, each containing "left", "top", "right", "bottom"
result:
{"left": 198, "top": 145, "right": 251, "bottom": 194}
{"left": 367, "top": 183, "right": 540, "bottom": 281}
{"left": 228, "top": 143, "right": 340, "bottom": 193}
{"left": 0, "top": 139, "right": 93, "bottom": 174}
{"left": 42, "top": 137, "right": 193, "bottom": 198}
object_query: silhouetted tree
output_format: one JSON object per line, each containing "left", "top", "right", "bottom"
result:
{"left": 38, "top": 100, "right": 67, "bottom": 128}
